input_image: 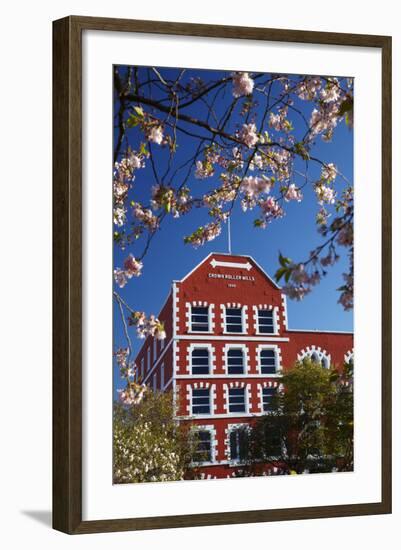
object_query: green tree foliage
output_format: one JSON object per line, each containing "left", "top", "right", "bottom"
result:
{"left": 249, "top": 358, "right": 353, "bottom": 474}
{"left": 113, "top": 390, "right": 196, "bottom": 483}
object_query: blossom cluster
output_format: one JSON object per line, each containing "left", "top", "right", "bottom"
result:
{"left": 113, "top": 150, "right": 145, "bottom": 227}
{"left": 114, "top": 254, "right": 143, "bottom": 288}
{"left": 128, "top": 311, "right": 166, "bottom": 340}
{"left": 232, "top": 72, "right": 254, "bottom": 98}
{"left": 184, "top": 221, "right": 222, "bottom": 247}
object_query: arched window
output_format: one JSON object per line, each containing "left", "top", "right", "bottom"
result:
{"left": 298, "top": 347, "right": 331, "bottom": 369}
{"left": 227, "top": 348, "right": 245, "bottom": 374}
{"left": 191, "top": 347, "right": 210, "bottom": 375}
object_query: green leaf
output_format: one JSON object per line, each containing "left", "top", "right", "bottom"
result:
{"left": 133, "top": 105, "right": 144, "bottom": 117}
{"left": 275, "top": 267, "right": 288, "bottom": 282}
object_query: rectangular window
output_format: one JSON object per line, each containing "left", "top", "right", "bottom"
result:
{"left": 140, "top": 358, "right": 144, "bottom": 381}
{"left": 153, "top": 373, "right": 157, "bottom": 392}
{"left": 192, "top": 388, "right": 211, "bottom": 415}
{"left": 260, "top": 349, "right": 277, "bottom": 374}
{"left": 262, "top": 387, "right": 277, "bottom": 411}
{"left": 227, "top": 348, "right": 245, "bottom": 374}
{"left": 191, "top": 348, "right": 210, "bottom": 375}
{"left": 258, "top": 309, "right": 275, "bottom": 333}
{"left": 147, "top": 347, "right": 151, "bottom": 371}
{"left": 229, "top": 427, "right": 249, "bottom": 461}
{"left": 192, "top": 430, "right": 212, "bottom": 463}
{"left": 228, "top": 387, "right": 246, "bottom": 413}
{"left": 191, "top": 306, "right": 209, "bottom": 332}
{"left": 225, "top": 307, "right": 243, "bottom": 333}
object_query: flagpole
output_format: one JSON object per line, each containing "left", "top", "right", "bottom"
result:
{"left": 228, "top": 216, "right": 232, "bottom": 255}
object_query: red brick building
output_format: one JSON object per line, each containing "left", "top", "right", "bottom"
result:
{"left": 134, "top": 253, "right": 353, "bottom": 479}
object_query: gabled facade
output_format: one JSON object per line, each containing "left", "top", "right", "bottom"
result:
{"left": 134, "top": 253, "right": 353, "bottom": 479}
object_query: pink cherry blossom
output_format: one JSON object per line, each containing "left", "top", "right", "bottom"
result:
{"left": 284, "top": 184, "right": 303, "bottom": 202}
{"left": 123, "top": 254, "right": 143, "bottom": 278}
{"left": 232, "top": 72, "right": 254, "bottom": 98}
{"left": 239, "top": 123, "right": 258, "bottom": 148}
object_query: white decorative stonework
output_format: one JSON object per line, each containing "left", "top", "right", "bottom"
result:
{"left": 173, "top": 282, "right": 180, "bottom": 337}
{"left": 220, "top": 303, "right": 248, "bottom": 333}
{"left": 223, "top": 382, "right": 251, "bottom": 414}
{"left": 255, "top": 344, "right": 282, "bottom": 374}
{"left": 186, "top": 342, "right": 216, "bottom": 375}
{"left": 223, "top": 343, "right": 249, "bottom": 375}
{"left": 281, "top": 294, "right": 288, "bottom": 330}
{"left": 344, "top": 348, "right": 354, "bottom": 364}
{"left": 185, "top": 301, "right": 215, "bottom": 333}
{"left": 297, "top": 345, "right": 331, "bottom": 368}
{"left": 187, "top": 383, "right": 216, "bottom": 415}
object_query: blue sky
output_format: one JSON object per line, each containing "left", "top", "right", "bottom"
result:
{"left": 113, "top": 67, "right": 353, "bottom": 392}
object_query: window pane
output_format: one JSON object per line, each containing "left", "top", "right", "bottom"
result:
{"left": 228, "top": 388, "right": 246, "bottom": 412}
{"left": 258, "top": 310, "right": 274, "bottom": 333}
{"left": 193, "top": 430, "right": 212, "bottom": 462}
{"left": 225, "top": 308, "right": 243, "bottom": 332}
{"left": 260, "top": 349, "right": 277, "bottom": 374}
{"left": 262, "top": 387, "right": 277, "bottom": 411}
{"left": 191, "top": 307, "right": 209, "bottom": 331}
{"left": 192, "top": 389, "right": 210, "bottom": 414}
{"left": 191, "top": 348, "right": 210, "bottom": 374}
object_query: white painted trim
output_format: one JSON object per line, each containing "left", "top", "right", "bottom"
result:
{"left": 210, "top": 258, "right": 252, "bottom": 271}
{"left": 220, "top": 303, "right": 248, "bottom": 334}
{"left": 253, "top": 304, "right": 280, "bottom": 336}
{"left": 175, "top": 335, "right": 290, "bottom": 342}
{"left": 177, "top": 412, "right": 264, "bottom": 420}
{"left": 186, "top": 301, "right": 215, "bottom": 333}
{"left": 190, "top": 424, "right": 217, "bottom": 465}
{"left": 224, "top": 382, "right": 251, "bottom": 415}
{"left": 286, "top": 328, "right": 353, "bottom": 334}
{"left": 174, "top": 374, "right": 283, "bottom": 379}
{"left": 255, "top": 344, "right": 282, "bottom": 375}
{"left": 223, "top": 343, "right": 249, "bottom": 375}
{"left": 188, "top": 383, "right": 216, "bottom": 416}
{"left": 297, "top": 345, "right": 331, "bottom": 368}
{"left": 257, "top": 380, "right": 280, "bottom": 413}
{"left": 187, "top": 342, "right": 216, "bottom": 375}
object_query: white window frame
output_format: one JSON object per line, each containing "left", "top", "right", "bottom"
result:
{"left": 261, "top": 386, "right": 277, "bottom": 412}
{"left": 222, "top": 304, "right": 246, "bottom": 335}
{"left": 226, "top": 423, "right": 251, "bottom": 464}
{"left": 227, "top": 385, "right": 248, "bottom": 414}
{"left": 191, "top": 425, "right": 217, "bottom": 465}
{"left": 223, "top": 343, "right": 249, "bottom": 376}
{"left": 256, "top": 344, "right": 282, "bottom": 376}
{"left": 152, "top": 373, "right": 157, "bottom": 392}
{"left": 190, "top": 345, "right": 211, "bottom": 375}
{"left": 255, "top": 306, "right": 279, "bottom": 335}
{"left": 191, "top": 386, "right": 212, "bottom": 416}
{"left": 188, "top": 303, "right": 212, "bottom": 333}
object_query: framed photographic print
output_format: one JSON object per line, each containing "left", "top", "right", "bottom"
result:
{"left": 52, "top": 16, "right": 392, "bottom": 534}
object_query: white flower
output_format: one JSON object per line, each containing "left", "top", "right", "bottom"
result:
{"left": 232, "top": 72, "right": 254, "bottom": 98}
{"left": 147, "top": 126, "right": 164, "bottom": 144}
{"left": 321, "top": 163, "right": 337, "bottom": 182}
{"left": 284, "top": 184, "right": 303, "bottom": 202}
{"left": 315, "top": 184, "right": 336, "bottom": 205}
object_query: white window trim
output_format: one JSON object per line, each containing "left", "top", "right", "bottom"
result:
{"left": 186, "top": 301, "right": 215, "bottom": 334}
{"left": 187, "top": 343, "right": 215, "bottom": 375}
{"left": 223, "top": 343, "right": 249, "bottom": 375}
{"left": 153, "top": 337, "right": 157, "bottom": 363}
{"left": 225, "top": 423, "right": 251, "bottom": 464}
{"left": 221, "top": 303, "right": 248, "bottom": 335}
{"left": 147, "top": 346, "right": 151, "bottom": 372}
{"left": 256, "top": 344, "right": 282, "bottom": 375}
{"left": 257, "top": 380, "right": 280, "bottom": 414}
{"left": 253, "top": 305, "right": 280, "bottom": 336}
{"left": 160, "top": 361, "right": 165, "bottom": 391}
{"left": 344, "top": 348, "right": 354, "bottom": 364}
{"left": 224, "top": 382, "right": 251, "bottom": 415}
{"left": 297, "top": 345, "right": 331, "bottom": 368}
{"left": 187, "top": 383, "right": 216, "bottom": 417}
{"left": 190, "top": 424, "right": 217, "bottom": 465}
